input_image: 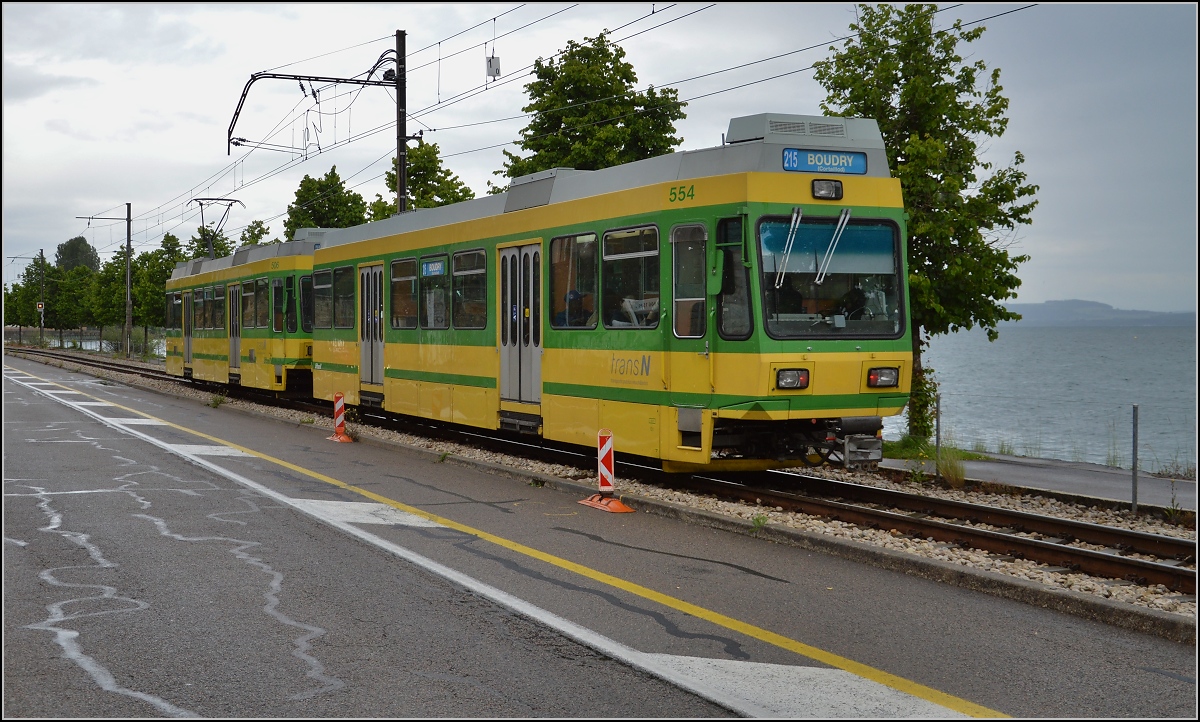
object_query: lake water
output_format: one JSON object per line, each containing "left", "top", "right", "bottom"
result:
{"left": 882, "top": 326, "right": 1197, "bottom": 474}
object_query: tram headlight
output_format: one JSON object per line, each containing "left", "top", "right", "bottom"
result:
{"left": 812, "top": 179, "right": 843, "bottom": 200}
{"left": 867, "top": 367, "right": 899, "bottom": 388}
{"left": 776, "top": 369, "right": 809, "bottom": 389}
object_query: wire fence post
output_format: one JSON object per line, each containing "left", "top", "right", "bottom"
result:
{"left": 1131, "top": 404, "right": 1139, "bottom": 515}
{"left": 934, "top": 393, "right": 942, "bottom": 481}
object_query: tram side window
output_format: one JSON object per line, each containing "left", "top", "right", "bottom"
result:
{"left": 601, "top": 226, "right": 659, "bottom": 329}
{"left": 389, "top": 259, "right": 418, "bottom": 329}
{"left": 195, "top": 287, "right": 204, "bottom": 329}
{"left": 214, "top": 285, "right": 225, "bottom": 332}
{"left": 313, "top": 271, "right": 332, "bottom": 328}
{"left": 242, "top": 282, "right": 256, "bottom": 330}
{"left": 716, "top": 218, "right": 753, "bottom": 339}
{"left": 285, "top": 277, "right": 298, "bottom": 333}
{"left": 332, "top": 266, "right": 355, "bottom": 329}
{"left": 205, "top": 287, "right": 215, "bottom": 329}
{"left": 255, "top": 278, "right": 270, "bottom": 328}
{"left": 419, "top": 256, "right": 449, "bottom": 329}
{"left": 299, "top": 275, "right": 314, "bottom": 332}
{"left": 549, "top": 234, "right": 597, "bottom": 329}
{"left": 452, "top": 250, "right": 487, "bottom": 329}
{"left": 167, "top": 293, "right": 181, "bottom": 330}
{"left": 272, "top": 278, "right": 285, "bottom": 333}
{"left": 672, "top": 225, "right": 707, "bottom": 338}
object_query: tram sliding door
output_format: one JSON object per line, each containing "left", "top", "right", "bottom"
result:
{"left": 499, "top": 244, "right": 541, "bottom": 404}
{"left": 183, "top": 291, "right": 193, "bottom": 365}
{"left": 228, "top": 285, "right": 241, "bottom": 372}
{"left": 359, "top": 264, "right": 384, "bottom": 386}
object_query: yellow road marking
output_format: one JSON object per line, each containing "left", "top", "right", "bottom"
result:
{"left": 6, "top": 363, "right": 1005, "bottom": 718}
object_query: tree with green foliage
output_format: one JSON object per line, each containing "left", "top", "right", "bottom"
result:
{"left": 238, "top": 220, "right": 278, "bottom": 246}
{"left": 134, "top": 233, "right": 186, "bottom": 334}
{"left": 812, "top": 3, "right": 1039, "bottom": 438}
{"left": 90, "top": 248, "right": 131, "bottom": 351}
{"left": 283, "top": 166, "right": 367, "bottom": 241}
{"left": 185, "top": 225, "right": 234, "bottom": 260}
{"left": 369, "top": 141, "right": 476, "bottom": 220}
{"left": 495, "top": 32, "right": 686, "bottom": 188}
{"left": 4, "top": 254, "right": 52, "bottom": 334}
{"left": 49, "top": 265, "right": 96, "bottom": 345}
{"left": 55, "top": 235, "right": 101, "bottom": 272}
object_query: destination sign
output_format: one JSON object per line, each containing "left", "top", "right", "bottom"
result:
{"left": 782, "top": 148, "right": 867, "bottom": 175}
{"left": 421, "top": 259, "right": 446, "bottom": 277}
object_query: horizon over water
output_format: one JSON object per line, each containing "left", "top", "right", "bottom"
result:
{"left": 883, "top": 325, "right": 1197, "bottom": 474}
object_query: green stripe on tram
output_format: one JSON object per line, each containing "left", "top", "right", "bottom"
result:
{"left": 384, "top": 368, "right": 496, "bottom": 388}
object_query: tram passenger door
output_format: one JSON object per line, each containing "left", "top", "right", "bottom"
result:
{"left": 359, "top": 264, "right": 384, "bottom": 386}
{"left": 500, "top": 244, "right": 541, "bottom": 404}
{"left": 666, "top": 224, "right": 711, "bottom": 447}
{"left": 183, "top": 291, "right": 193, "bottom": 365}
{"left": 228, "top": 286, "right": 241, "bottom": 371}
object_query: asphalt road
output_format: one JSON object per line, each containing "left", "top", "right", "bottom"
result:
{"left": 2, "top": 367, "right": 728, "bottom": 718}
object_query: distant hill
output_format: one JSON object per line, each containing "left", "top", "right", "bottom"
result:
{"left": 1000, "top": 300, "right": 1195, "bottom": 327}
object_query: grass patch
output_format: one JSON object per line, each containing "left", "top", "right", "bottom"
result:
{"left": 883, "top": 435, "right": 990, "bottom": 462}
{"left": 208, "top": 393, "right": 226, "bottom": 409}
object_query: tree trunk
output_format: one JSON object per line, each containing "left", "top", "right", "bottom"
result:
{"left": 143, "top": 325, "right": 149, "bottom": 357}
{"left": 59, "top": 327, "right": 64, "bottom": 349}
{"left": 907, "top": 327, "right": 936, "bottom": 439}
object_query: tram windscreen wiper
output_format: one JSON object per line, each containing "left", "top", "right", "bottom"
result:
{"left": 814, "top": 208, "right": 851, "bottom": 285}
{"left": 774, "top": 207, "right": 802, "bottom": 289}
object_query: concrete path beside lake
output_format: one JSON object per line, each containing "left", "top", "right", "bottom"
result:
{"left": 881, "top": 454, "right": 1196, "bottom": 511}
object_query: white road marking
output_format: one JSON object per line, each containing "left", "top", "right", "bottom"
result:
{"left": 641, "top": 654, "right": 965, "bottom": 718}
{"left": 8, "top": 371, "right": 971, "bottom": 718}
{"left": 168, "top": 445, "right": 252, "bottom": 457}
{"left": 290, "top": 499, "right": 445, "bottom": 527}
{"left": 107, "top": 418, "right": 168, "bottom": 425}
{"left": 71, "top": 401, "right": 116, "bottom": 407}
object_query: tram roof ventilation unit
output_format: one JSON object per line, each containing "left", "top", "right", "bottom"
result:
{"left": 725, "top": 113, "right": 885, "bottom": 151}
{"left": 169, "top": 239, "right": 321, "bottom": 279}
{"left": 504, "top": 167, "right": 591, "bottom": 213}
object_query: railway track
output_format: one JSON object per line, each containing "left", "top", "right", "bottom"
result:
{"left": 9, "top": 346, "right": 1196, "bottom": 594}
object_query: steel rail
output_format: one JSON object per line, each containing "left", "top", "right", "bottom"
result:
{"left": 760, "top": 470, "right": 1196, "bottom": 561}
{"left": 678, "top": 474, "right": 1195, "bottom": 594}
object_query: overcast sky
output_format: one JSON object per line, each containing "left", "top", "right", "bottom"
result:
{"left": 3, "top": 3, "right": 1196, "bottom": 313}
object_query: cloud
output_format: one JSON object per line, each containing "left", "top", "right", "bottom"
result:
{"left": 2, "top": 4, "right": 224, "bottom": 66}
{"left": 2, "top": 60, "right": 96, "bottom": 103}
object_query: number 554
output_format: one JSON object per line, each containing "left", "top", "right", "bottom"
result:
{"left": 668, "top": 185, "right": 695, "bottom": 202}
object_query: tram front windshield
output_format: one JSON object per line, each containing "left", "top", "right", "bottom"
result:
{"left": 758, "top": 216, "right": 903, "bottom": 338}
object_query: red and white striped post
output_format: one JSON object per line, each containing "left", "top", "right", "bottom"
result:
{"left": 579, "top": 428, "right": 633, "bottom": 512}
{"left": 327, "top": 392, "right": 354, "bottom": 443}
{"left": 598, "top": 428, "right": 615, "bottom": 494}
